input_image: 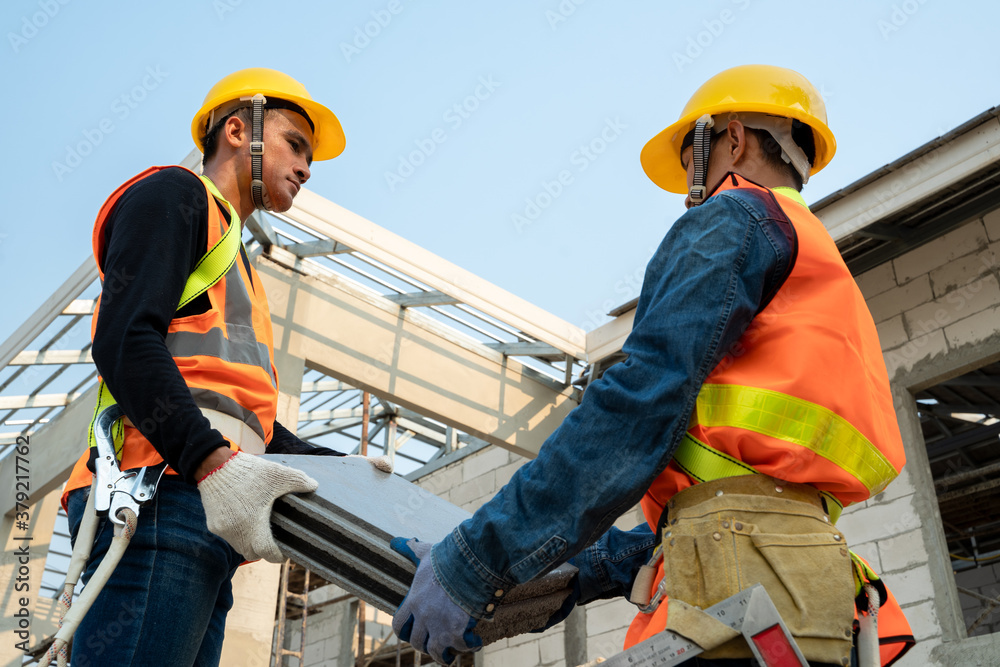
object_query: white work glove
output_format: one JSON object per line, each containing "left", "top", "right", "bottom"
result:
{"left": 197, "top": 451, "right": 318, "bottom": 562}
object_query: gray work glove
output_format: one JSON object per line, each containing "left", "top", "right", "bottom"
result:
{"left": 197, "top": 451, "right": 318, "bottom": 562}
{"left": 391, "top": 537, "right": 482, "bottom": 665}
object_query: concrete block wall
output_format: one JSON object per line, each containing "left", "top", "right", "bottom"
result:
{"left": 860, "top": 209, "right": 1000, "bottom": 378}
{"left": 847, "top": 207, "right": 1000, "bottom": 665}
{"left": 954, "top": 564, "right": 1000, "bottom": 637}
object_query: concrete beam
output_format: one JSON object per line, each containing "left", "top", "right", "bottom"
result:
{"left": 257, "top": 257, "right": 579, "bottom": 459}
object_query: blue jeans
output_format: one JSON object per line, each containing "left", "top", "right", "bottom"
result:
{"left": 67, "top": 478, "right": 244, "bottom": 667}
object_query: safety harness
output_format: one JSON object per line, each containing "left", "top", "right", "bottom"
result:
{"left": 44, "top": 175, "right": 242, "bottom": 667}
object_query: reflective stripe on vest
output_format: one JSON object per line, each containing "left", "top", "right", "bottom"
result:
{"left": 693, "top": 383, "right": 898, "bottom": 496}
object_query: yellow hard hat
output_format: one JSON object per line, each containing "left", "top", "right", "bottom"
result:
{"left": 191, "top": 68, "right": 345, "bottom": 161}
{"left": 641, "top": 65, "right": 836, "bottom": 193}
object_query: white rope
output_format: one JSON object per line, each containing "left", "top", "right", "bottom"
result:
{"left": 857, "top": 582, "right": 881, "bottom": 667}
{"left": 42, "top": 505, "right": 138, "bottom": 667}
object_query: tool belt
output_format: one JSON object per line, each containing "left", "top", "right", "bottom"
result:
{"left": 652, "top": 475, "right": 855, "bottom": 664}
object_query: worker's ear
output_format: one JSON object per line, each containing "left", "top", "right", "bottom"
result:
{"left": 222, "top": 115, "right": 248, "bottom": 152}
{"left": 720, "top": 121, "right": 748, "bottom": 167}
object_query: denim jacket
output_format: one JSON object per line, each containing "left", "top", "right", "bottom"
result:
{"left": 432, "top": 177, "right": 801, "bottom": 618}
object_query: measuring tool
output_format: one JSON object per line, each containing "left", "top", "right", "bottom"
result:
{"left": 600, "top": 584, "right": 808, "bottom": 667}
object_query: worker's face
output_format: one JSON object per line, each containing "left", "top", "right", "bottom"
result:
{"left": 261, "top": 110, "right": 314, "bottom": 212}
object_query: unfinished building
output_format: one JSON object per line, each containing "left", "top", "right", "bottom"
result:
{"left": 2, "top": 107, "right": 1000, "bottom": 666}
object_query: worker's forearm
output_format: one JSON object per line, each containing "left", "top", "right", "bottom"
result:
{"left": 194, "top": 447, "right": 235, "bottom": 481}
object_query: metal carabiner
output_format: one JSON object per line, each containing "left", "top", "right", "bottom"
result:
{"left": 92, "top": 404, "right": 167, "bottom": 527}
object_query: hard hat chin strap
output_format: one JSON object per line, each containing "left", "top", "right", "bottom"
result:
{"left": 688, "top": 114, "right": 715, "bottom": 206}
{"left": 248, "top": 93, "right": 273, "bottom": 211}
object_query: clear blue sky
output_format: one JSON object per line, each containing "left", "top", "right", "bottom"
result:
{"left": 3, "top": 0, "right": 998, "bottom": 345}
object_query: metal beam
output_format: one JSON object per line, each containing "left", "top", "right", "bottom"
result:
{"left": 298, "top": 405, "right": 384, "bottom": 423}
{"left": 299, "top": 379, "right": 350, "bottom": 393}
{"left": 853, "top": 223, "right": 907, "bottom": 241}
{"left": 257, "top": 257, "right": 579, "bottom": 459}
{"left": 282, "top": 238, "right": 352, "bottom": 257}
{"left": 384, "top": 291, "right": 460, "bottom": 308}
{"left": 845, "top": 174, "right": 1000, "bottom": 276}
{"left": 815, "top": 113, "right": 1000, "bottom": 242}
{"left": 0, "top": 257, "right": 97, "bottom": 369}
{"left": 245, "top": 210, "right": 278, "bottom": 248}
{"left": 940, "top": 375, "right": 1000, "bottom": 388}
{"left": 486, "top": 342, "right": 564, "bottom": 358}
{"left": 62, "top": 299, "right": 96, "bottom": 316}
{"left": 8, "top": 349, "right": 92, "bottom": 366}
{"left": 0, "top": 392, "right": 84, "bottom": 410}
{"left": 280, "top": 189, "right": 587, "bottom": 359}
{"left": 1, "top": 384, "right": 98, "bottom": 513}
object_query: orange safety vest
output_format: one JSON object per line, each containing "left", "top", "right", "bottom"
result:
{"left": 62, "top": 166, "right": 279, "bottom": 506}
{"left": 624, "top": 175, "right": 913, "bottom": 665}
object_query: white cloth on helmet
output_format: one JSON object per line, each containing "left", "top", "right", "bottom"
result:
{"left": 714, "top": 112, "right": 812, "bottom": 185}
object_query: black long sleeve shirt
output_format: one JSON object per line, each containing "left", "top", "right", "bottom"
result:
{"left": 92, "top": 167, "right": 341, "bottom": 483}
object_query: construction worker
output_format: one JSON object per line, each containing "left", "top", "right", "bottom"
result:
{"left": 61, "top": 68, "right": 346, "bottom": 667}
{"left": 391, "top": 65, "right": 914, "bottom": 666}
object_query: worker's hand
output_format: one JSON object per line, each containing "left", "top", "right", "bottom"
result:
{"left": 530, "top": 573, "right": 581, "bottom": 633}
{"left": 197, "top": 451, "right": 318, "bottom": 562}
{"left": 391, "top": 537, "right": 482, "bottom": 665}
